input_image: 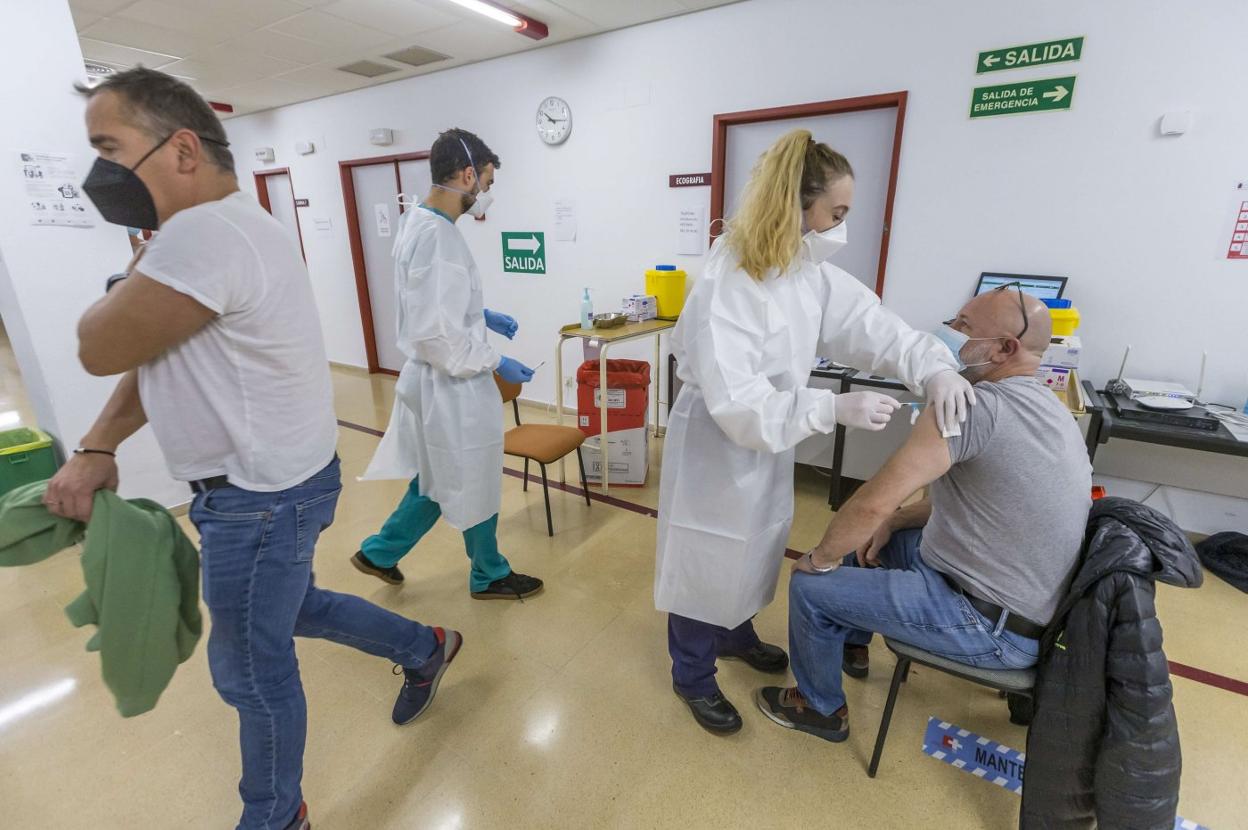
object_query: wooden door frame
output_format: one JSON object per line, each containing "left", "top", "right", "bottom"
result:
{"left": 253, "top": 167, "right": 307, "bottom": 261}
{"left": 709, "top": 91, "right": 908, "bottom": 297}
{"left": 339, "top": 151, "right": 430, "bottom": 375}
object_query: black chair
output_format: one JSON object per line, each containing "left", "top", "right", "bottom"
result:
{"left": 867, "top": 637, "right": 1036, "bottom": 777}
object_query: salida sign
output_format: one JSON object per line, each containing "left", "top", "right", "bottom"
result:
{"left": 501, "top": 231, "right": 546, "bottom": 274}
{"left": 977, "top": 37, "right": 1084, "bottom": 74}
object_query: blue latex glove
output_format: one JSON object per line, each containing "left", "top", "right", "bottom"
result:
{"left": 497, "top": 356, "right": 535, "bottom": 384}
{"left": 484, "top": 308, "right": 518, "bottom": 340}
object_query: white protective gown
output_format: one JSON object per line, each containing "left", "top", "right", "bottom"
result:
{"left": 654, "top": 238, "right": 958, "bottom": 629}
{"left": 362, "top": 206, "right": 503, "bottom": 531}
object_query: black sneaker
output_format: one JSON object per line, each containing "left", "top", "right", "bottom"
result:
{"left": 351, "top": 551, "right": 404, "bottom": 585}
{"left": 843, "top": 645, "right": 870, "bottom": 679}
{"left": 673, "top": 682, "right": 742, "bottom": 735}
{"left": 755, "top": 686, "right": 849, "bottom": 743}
{"left": 718, "top": 641, "right": 789, "bottom": 674}
{"left": 470, "top": 571, "right": 544, "bottom": 601}
{"left": 392, "top": 627, "right": 462, "bottom": 725}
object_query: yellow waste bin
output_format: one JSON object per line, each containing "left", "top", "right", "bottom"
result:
{"left": 1049, "top": 307, "right": 1080, "bottom": 336}
{"left": 645, "top": 265, "right": 687, "bottom": 320}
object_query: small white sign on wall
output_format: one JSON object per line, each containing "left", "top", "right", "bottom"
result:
{"left": 374, "top": 203, "right": 392, "bottom": 237}
{"left": 17, "top": 151, "right": 93, "bottom": 227}
{"left": 553, "top": 198, "right": 577, "bottom": 241}
{"left": 1226, "top": 181, "right": 1248, "bottom": 260}
{"left": 677, "top": 206, "right": 705, "bottom": 256}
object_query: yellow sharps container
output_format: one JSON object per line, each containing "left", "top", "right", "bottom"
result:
{"left": 645, "top": 265, "right": 687, "bottom": 320}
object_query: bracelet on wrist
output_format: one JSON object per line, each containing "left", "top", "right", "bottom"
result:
{"left": 806, "top": 551, "right": 838, "bottom": 573}
{"left": 74, "top": 448, "right": 116, "bottom": 458}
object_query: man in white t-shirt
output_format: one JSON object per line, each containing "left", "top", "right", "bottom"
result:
{"left": 45, "top": 68, "right": 461, "bottom": 830}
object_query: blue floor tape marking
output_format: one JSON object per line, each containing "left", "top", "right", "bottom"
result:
{"left": 921, "top": 717, "right": 1211, "bottom": 829}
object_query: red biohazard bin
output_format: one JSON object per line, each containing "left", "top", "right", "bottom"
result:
{"left": 576, "top": 360, "right": 651, "bottom": 438}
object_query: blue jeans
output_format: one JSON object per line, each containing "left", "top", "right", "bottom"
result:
{"left": 668, "top": 614, "right": 761, "bottom": 697}
{"left": 191, "top": 458, "right": 439, "bottom": 830}
{"left": 361, "top": 476, "right": 511, "bottom": 593}
{"left": 788, "top": 528, "right": 1040, "bottom": 716}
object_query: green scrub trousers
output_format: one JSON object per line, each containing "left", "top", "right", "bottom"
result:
{"left": 361, "top": 477, "right": 512, "bottom": 592}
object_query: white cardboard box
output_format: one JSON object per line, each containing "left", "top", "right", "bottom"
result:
{"left": 623, "top": 294, "right": 658, "bottom": 322}
{"left": 1036, "top": 365, "right": 1072, "bottom": 391}
{"left": 1042, "top": 336, "right": 1081, "bottom": 369}
{"left": 583, "top": 427, "right": 649, "bottom": 485}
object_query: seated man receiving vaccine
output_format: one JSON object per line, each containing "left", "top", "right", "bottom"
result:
{"left": 756, "top": 285, "right": 1092, "bottom": 744}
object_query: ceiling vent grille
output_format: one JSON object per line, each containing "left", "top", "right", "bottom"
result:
{"left": 337, "top": 60, "right": 399, "bottom": 78}
{"left": 382, "top": 45, "right": 450, "bottom": 68}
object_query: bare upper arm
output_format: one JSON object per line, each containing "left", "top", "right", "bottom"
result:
{"left": 78, "top": 272, "right": 217, "bottom": 376}
{"left": 853, "top": 404, "right": 954, "bottom": 515}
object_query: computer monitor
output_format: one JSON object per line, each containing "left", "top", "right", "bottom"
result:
{"left": 975, "top": 272, "right": 1067, "bottom": 300}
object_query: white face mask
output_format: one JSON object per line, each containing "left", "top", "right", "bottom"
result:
{"left": 803, "top": 220, "right": 848, "bottom": 262}
{"left": 466, "top": 189, "right": 493, "bottom": 219}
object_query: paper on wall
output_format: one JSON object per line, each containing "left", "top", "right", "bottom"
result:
{"left": 677, "top": 206, "right": 705, "bottom": 256}
{"left": 1226, "top": 181, "right": 1248, "bottom": 260}
{"left": 554, "top": 199, "right": 576, "bottom": 241}
{"left": 17, "top": 151, "right": 92, "bottom": 227}
{"left": 375, "top": 203, "right": 391, "bottom": 237}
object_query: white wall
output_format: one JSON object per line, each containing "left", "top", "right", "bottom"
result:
{"left": 0, "top": 0, "right": 183, "bottom": 506}
{"left": 224, "top": 0, "right": 1248, "bottom": 498}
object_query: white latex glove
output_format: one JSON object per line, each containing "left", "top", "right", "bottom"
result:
{"left": 834, "top": 391, "right": 902, "bottom": 431}
{"left": 926, "top": 370, "right": 977, "bottom": 436}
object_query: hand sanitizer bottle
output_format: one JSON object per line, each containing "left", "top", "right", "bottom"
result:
{"left": 580, "top": 287, "right": 593, "bottom": 329}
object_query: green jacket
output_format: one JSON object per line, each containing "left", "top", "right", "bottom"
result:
{"left": 0, "top": 481, "right": 202, "bottom": 717}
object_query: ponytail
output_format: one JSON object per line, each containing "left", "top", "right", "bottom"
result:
{"left": 726, "top": 129, "right": 854, "bottom": 280}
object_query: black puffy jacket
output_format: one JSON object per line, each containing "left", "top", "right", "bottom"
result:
{"left": 1020, "top": 498, "right": 1202, "bottom": 830}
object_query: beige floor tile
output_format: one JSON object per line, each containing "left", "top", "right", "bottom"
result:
{"left": 1169, "top": 677, "right": 1248, "bottom": 829}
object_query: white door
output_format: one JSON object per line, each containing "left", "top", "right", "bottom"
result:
{"left": 264, "top": 173, "right": 302, "bottom": 255}
{"left": 723, "top": 108, "right": 898, "bottom": 293}
{"left": 352, "top": 163, "right": 404, "bottom": 373}
{"left": 398, "top": 158, "right": 431, "bottom": 206}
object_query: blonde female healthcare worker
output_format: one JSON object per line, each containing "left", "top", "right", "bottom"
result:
{"left": 655, "top": 129, "right": 974, "bottom": 733}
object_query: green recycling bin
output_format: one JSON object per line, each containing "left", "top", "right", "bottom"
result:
{"left": 0, "top": 427, "right": 58, "bottom": 497}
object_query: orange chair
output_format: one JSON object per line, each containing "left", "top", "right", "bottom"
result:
{"left": 494, "top": 374, "right": 591, "bottom": 536}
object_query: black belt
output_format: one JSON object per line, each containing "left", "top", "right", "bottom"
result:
{"left": 943, "top": 574, "right": 1046, "bottom": 640}
{"left": 190, "top": 474, "right": 231, "bottom": 494}
{"left": 189, "top": 455, "right": 340, "bottom": 495}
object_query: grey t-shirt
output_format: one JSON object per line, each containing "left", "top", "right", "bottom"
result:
{"left": 921, "top": 375, "right": 1092, "bottom": 625}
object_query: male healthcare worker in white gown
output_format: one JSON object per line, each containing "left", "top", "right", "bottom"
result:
{"left": 356, "top": 129, "right": 544, "bottom": 601}
{"left": 656, "top": 129, "right": 973, "bottom": 733}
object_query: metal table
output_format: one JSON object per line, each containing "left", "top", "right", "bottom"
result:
{"left": 1081, "top": 380, "right": 1248, "bottom": 463}
{"left": 554, "top": 318, "right": 676, "bottom": 492}
{"left": 822, "top": 370, "right": 909, "bottom": 509}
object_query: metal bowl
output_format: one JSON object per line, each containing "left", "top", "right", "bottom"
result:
{"left": 593, "top": 313, "right": 628, "bottom": 329}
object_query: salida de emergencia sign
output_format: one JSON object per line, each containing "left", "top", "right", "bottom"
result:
{"left": 970, "top": 76, "right": 1076, "bottom": 119}
{"left": 501, "top": 231, "right": 546, "bottom": 275}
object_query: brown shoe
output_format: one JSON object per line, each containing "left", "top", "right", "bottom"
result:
{"left": 843, "top": 645, "right": 869, "bottom": 679}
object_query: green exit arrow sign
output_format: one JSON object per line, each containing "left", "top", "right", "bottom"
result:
{"left": 977, "top": 36, "right": 1083, "bottom": 74}
{"left": 970, "top": 75, "right": 1076, "bottom": 119}
{"left": 501, "top": 231, "right": 546, "bottom": 274}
